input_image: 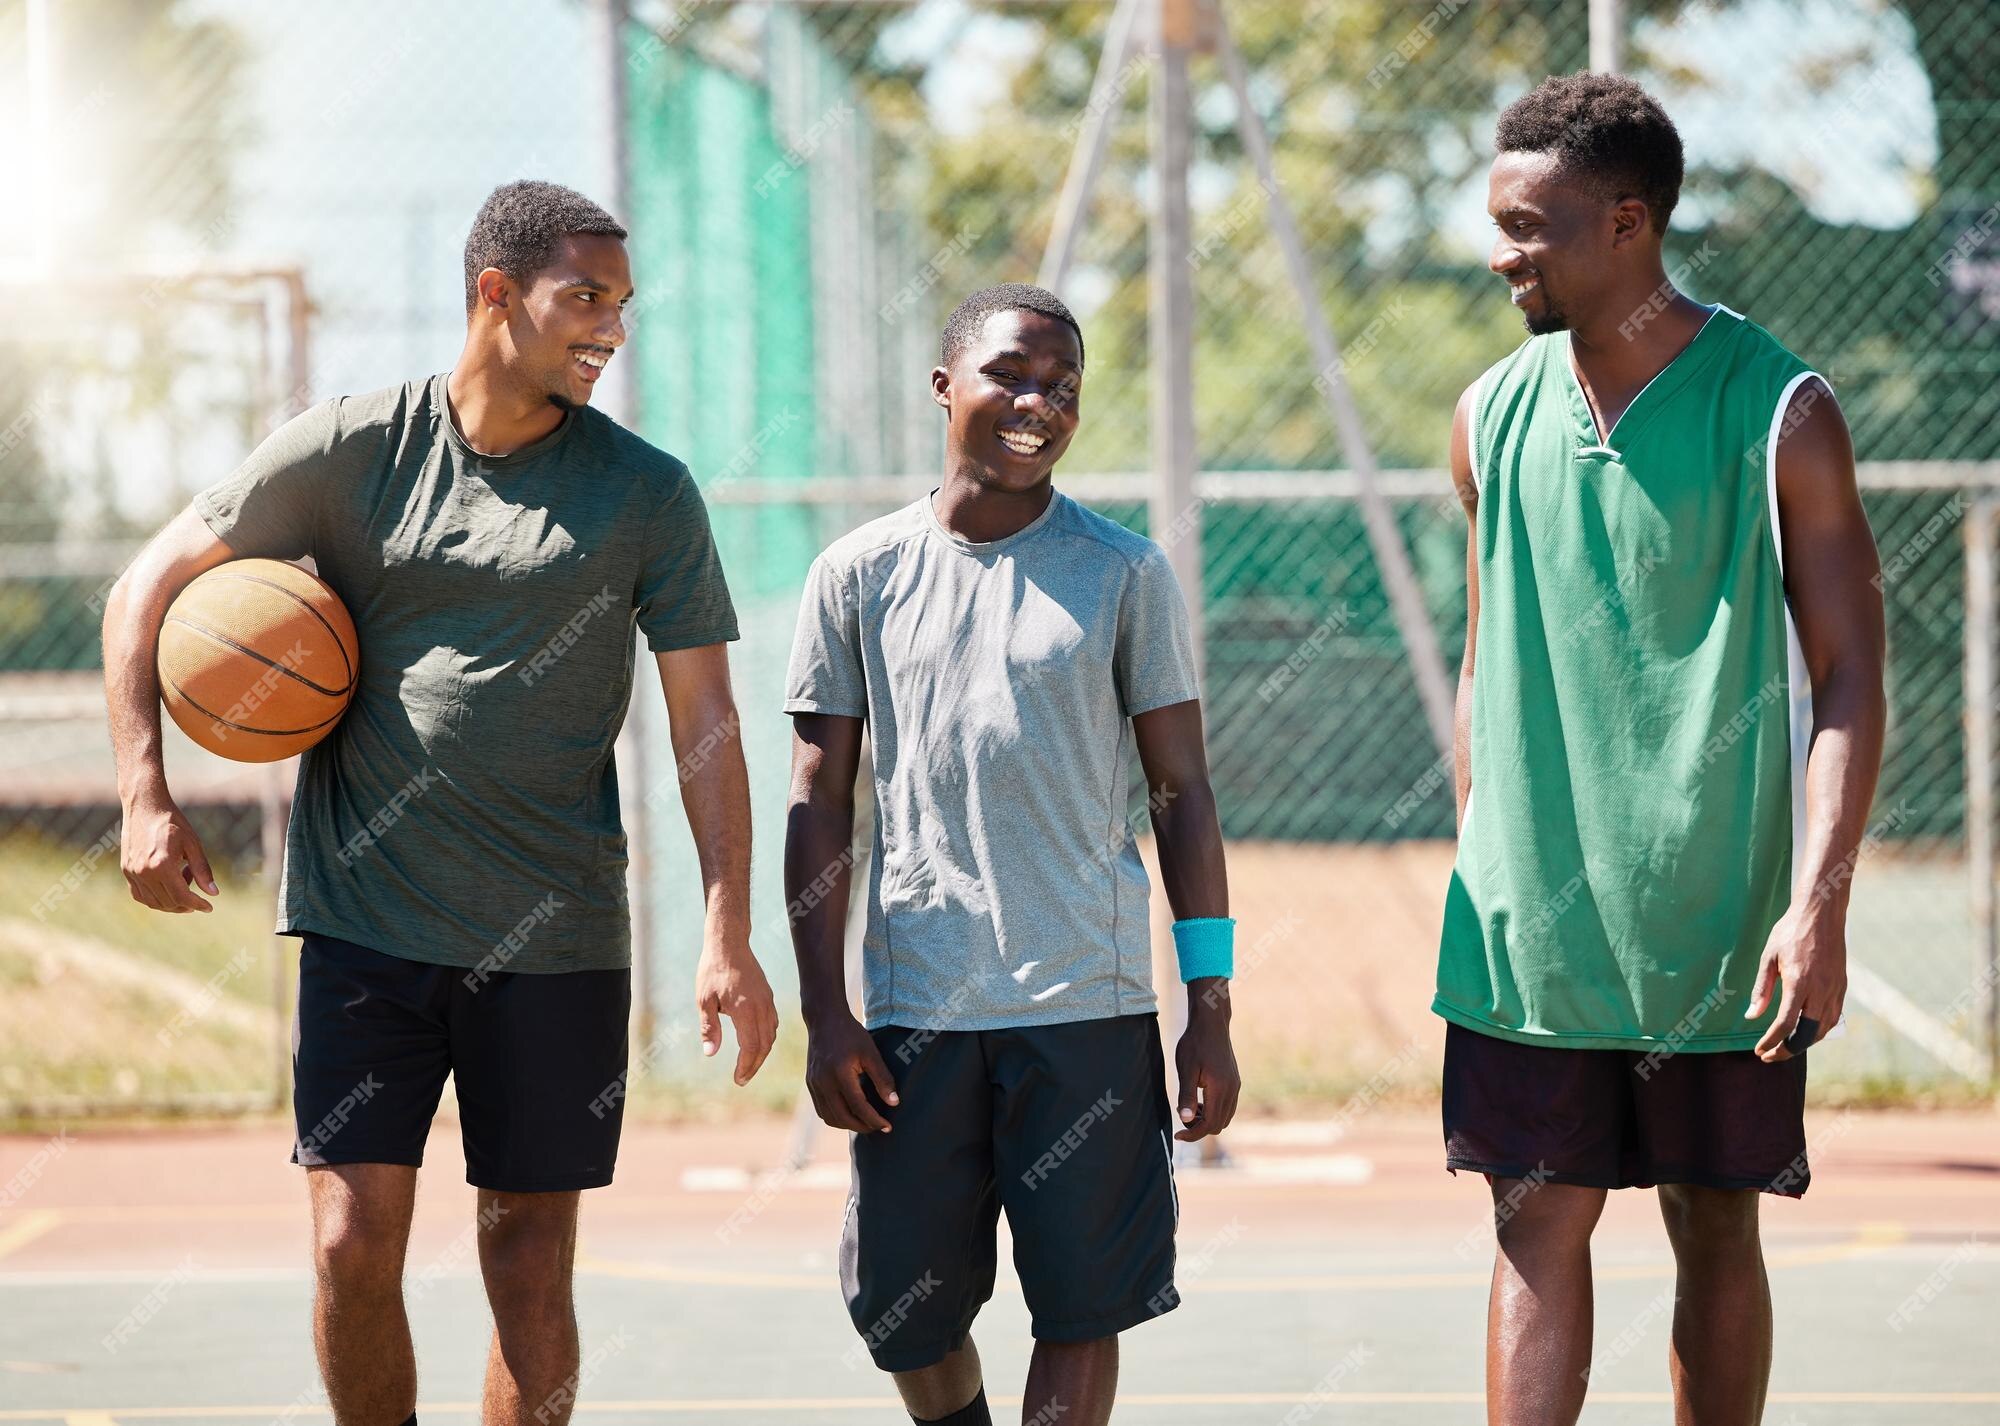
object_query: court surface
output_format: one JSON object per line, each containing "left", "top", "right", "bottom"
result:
{"left": 2, "top": 1109, "right": 1997, "bottom": 1424}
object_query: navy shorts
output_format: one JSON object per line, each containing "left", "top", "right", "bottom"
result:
{"left": 840, "top": 1012, "right": 1180, "bottom": 1371}
{"left": 1441, "top": 1021, "right": 1811, "bottom": 1196}
{"left": 291, "top": 931, "right": 630, "bottom": 1192}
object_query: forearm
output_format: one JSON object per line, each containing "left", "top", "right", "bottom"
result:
{"left": 785, "top": 796, "right": 856, "bottom": 1024}
{"left": 102, "top": 579, "right": 173, "bottom": 809}
{"left": 677, "top": 734, "right": 752, "bottom": 937}
{"left": 1793, "top": 662, "right": 1887, "bottom": 915}
{"left": 1150, "top": 777, "right": 1227, "bottom": 921}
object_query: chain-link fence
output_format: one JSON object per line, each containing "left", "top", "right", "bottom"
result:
{"left": 1, "top": 0, "right": 1995, "bottom": 1117}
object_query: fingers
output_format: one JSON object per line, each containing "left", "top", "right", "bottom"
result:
{"left": 834, "top": 1061, "right": 893, "bottom": 1134}
{"left": 1754, "top": 981, "right": 1802, "bottom": 1062}
{"left": 858, "top": 1041, "right": 900, "bottom": 1112}
{"left": 697, "top": 995, "right": 722, "bottom": 1059}
{"left": 183, "top": 832, "right": 219, "bottom": 898}
{"left": 1745, "top": 947, "right": 1780, "bottom": 1019}
{"left": 1174, "top": 1066, "right": 1206, "bottom": 1142}
{"left": 728, "top": 991, "right": 778, "bottom": 1086}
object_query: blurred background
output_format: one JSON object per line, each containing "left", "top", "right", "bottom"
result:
{"left": 0, "top": 0, "right": 1995, "bottom": 1124}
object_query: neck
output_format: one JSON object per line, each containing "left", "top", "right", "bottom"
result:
{"left": 1568, "top": 277, "right": 1711, "bottom": 377}
{"left": 932, "top": 465, "right": 1054, "bottom": 543}
{"left": 446, "top": 346, "right": 564, "bottom": 457}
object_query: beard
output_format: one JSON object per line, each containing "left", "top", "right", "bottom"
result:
{"left": 1520, "top": 280, "right": 1570, "bottom": 336}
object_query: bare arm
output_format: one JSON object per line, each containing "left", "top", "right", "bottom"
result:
{"left": 1449, "top": 383, "right": 1480, "bottom": 829}
{"left": 785, "top": 712, "right": 896, "bottom": 1133}
{"left": 655, "top": 643, "right": 775, "bottom": 1084}
{"left": 1748, "top": 378, "right": 1887, "bottom": 1059}
{"left": 102, "top": 505, "right": 238, "bottom": 912}
{"left": 1133, "top": 698, "right": 1239, "bottom": 1141}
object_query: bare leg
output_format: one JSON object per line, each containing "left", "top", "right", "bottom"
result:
{"left": 307, "top": 1163, "right": 419, "bottom": 1426}
{"left": 1023, "top": 1336, "right": 1118, "bottom": 1426}
{"left": 1658, "top": 1184, "right": 1770, "bottom": 1426}
{"left": 1486, "top": 1179, "right": 1606, "bottom": 1426}
{"left": 476, "top": 1189, "right": 583, "bottom": 1425}
{"left": 891, "top": 1337, "right": 986, "bottom": 1420}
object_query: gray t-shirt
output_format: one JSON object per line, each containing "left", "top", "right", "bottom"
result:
{"left": 784, "top": 491, "right": 1199, "bottom": 1031}
{"left": 194, "top": 375, "right": 737, "bottom": 974}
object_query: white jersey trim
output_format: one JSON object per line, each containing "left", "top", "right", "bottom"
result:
{"left": 1764, "top": 368, "right": 1826, "bottom": 891}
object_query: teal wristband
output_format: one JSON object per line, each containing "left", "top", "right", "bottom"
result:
{"left": 1171, "top": 916, "right": 1235, "bottom": 983}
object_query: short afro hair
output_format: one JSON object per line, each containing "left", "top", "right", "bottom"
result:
{"left": 1494, "top": 73, "right": 1684, "bottom": 235}
{"left": 463, "top": 180, "right": 627, "bottom": 311}
{"left": 941, "top": 283, "right": 1085, "bottom": 369}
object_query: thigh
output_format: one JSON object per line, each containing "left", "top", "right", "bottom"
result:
{"left": 840, "top": 1025, "right": 999, "bottom": 1373}
{"left": 447, "top": 964, "right": 631, "bottom": 1193}
{"left": 1441, "top": 1022, "right": 1630, "bottom": 1189}
{"left": 292, "top": 932, "right": 453, "bottom": 1169}
{"left": 1627, "top": 1045, "right": 1810, "bottom": 1195}
{"left": 990, "top": 1014, "right": 1179, "bottom": 1343}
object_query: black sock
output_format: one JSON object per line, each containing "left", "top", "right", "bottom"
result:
{"left": 400, "top": 1415, "right": 417, "bottom": 1426}
{"left": 914, "top": 1386, "right": 990, "bottom": 1425}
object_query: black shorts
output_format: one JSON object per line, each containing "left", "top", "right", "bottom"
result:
{"left": 291, "top": 931, "right": 630, "bottom": 1192}
{"left": 1441, "top": 1021, "right": 1811, "bottom": 1196}
{"left": 840, "top": 1013, "right": 1179, "bottom": 1371}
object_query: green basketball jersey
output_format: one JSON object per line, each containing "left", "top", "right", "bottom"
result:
{"left": 1434, "top": 305, "right": 1821, "bottom": 1051}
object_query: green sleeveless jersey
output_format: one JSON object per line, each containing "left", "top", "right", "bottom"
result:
{"left": 1434, "top": 305, "right": 1821, "bottom": 1051}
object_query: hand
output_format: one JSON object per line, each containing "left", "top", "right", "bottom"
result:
{"left": 1748, "top": 901, "right": 1847, "bottom": 1062}
{"left": 803, "top": 1010, "right": 898, "bottom": 1133}
{"left": 693, "top": 929, "right": 777, "bottom": 1086}
{"left": 1174, "top": 980, "right": 1240, "bottom": 1141}
{"left": 120, "top": 792, "right": 217, "bottom": 913}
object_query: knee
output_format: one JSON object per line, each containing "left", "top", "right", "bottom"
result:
{"left": 481, "top": 1221, "right": 574, "bottom": 1321}
{"left": 312, "top": 1212, "right": 404, "bottom": 1296}
{"left": 1492, "top": 1182, "right": 1604, "bottom": 1257}
{"left": 1659, "top": 1185, "right": 1760, "bottom": 1258}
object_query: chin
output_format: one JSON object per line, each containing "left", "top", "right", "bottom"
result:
{"left": 547, "top": 388, "right": 588, "bottom": 413}
{"left": 1523, "top": 306, "right": 1569, "bottom": 336}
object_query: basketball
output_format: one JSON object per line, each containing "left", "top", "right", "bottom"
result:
{"left": 156, "top": 558, "right": 360, "bottom": 763}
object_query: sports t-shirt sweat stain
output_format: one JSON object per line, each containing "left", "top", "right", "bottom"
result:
{"left": 1436, "top": 306, "right": 1820, "bottom": 1051}
{"left": 785, "top": 491, "right": 1199, "bottom": 1032}
{"left": 196, "top": 375, "right": 738, "bottom": 974}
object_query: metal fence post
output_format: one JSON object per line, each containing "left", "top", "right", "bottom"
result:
{"left": 1966, "top": 495, "right": 1998, "bottom": 1081}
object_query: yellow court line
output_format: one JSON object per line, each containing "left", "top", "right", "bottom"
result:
{"left": 573, "top": 1221, "right": 1909, "bottom": 1294}
{"left": 0, "top": 1210, "right": 64, "bottom": 1264}
{"left": 7, "top": 1392, "right": 2000, "bottom": 1419}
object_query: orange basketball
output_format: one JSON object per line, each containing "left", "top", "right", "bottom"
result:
{"left": 157, "top": 559, "right": 359, "bottom": 763}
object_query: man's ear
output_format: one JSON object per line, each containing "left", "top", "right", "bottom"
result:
{"left": 475, "top": 267, "right": 513, "bottom": 314}
{"left": 1609, "top": 197, "right": 1651, "bottom": 250}
{"left": 931, "top": 364, "right": 951, "bottom": 412}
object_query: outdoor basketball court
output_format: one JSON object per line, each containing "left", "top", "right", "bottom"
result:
{"left": 3, "top": 1109, "right": 1996, "bottom": 1424}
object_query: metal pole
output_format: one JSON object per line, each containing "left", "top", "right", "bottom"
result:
{"left": 1150, "top": 0, "right": 1203, "bottom": 687}
{"left": 1966, "top": 497, "right": 1998, "bottom": 1081}
{"left": 1589, "top": 0, "right": 1625, "bottom": 74}
{"left": 1212, "top": 15, "right": 1455, "bottom": 758}
{"left": 595, "top": 0, "right": 658, "bottom": 1067}
{"left": 1038, "top": 0, "right": 1141, "bottom": 295}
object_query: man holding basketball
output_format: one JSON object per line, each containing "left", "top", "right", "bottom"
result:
{"left": 784, "top": 283, "right": 1239, "bottom": 1426}
{"left": 1436, "top": 76, "right": 1885, "bottom": 1423}
{"left": 103, "top": 180, "right": 778, "bottom": 1426}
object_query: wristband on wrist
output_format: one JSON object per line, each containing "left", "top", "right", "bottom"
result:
{"left": 1171, "top": 916, "right": 1235, "bottom": 983}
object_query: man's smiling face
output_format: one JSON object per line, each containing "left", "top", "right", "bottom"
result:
{"left": 934, "top": 307, "right": 1083, "bottom": 494}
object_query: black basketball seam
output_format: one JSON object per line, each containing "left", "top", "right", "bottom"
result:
{"left": 167, "top": 681, "right": 348, "bottom": 738}
{"left": 205, "top": 570, "right": 356, "bottom": 685}
{"left": 164, "top": 613, "right": 352, "bottom": 698}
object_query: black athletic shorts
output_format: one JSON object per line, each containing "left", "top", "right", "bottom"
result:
{"left": 1441, "top": 1021, "right": 1811, "bottom": 1196}
{"left": 840, "top": 1013, "right": 1179, "bottom": 1371}
{"left": 291, "top": 930, "right": 630, "bottom": 1192}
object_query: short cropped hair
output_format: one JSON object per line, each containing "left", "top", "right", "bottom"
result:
{"left": 463, "top": 180, "right": 626, "bottom": 310}
{"left": 1495, "top": 73, "right": 1684, "bottom": 235}
{"left": 941, "top": 283, "right": 1085, "bottom": 368}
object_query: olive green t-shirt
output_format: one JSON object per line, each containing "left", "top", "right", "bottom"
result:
{"left": 194, "top": 375, "right": 737, "bottom": 974}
